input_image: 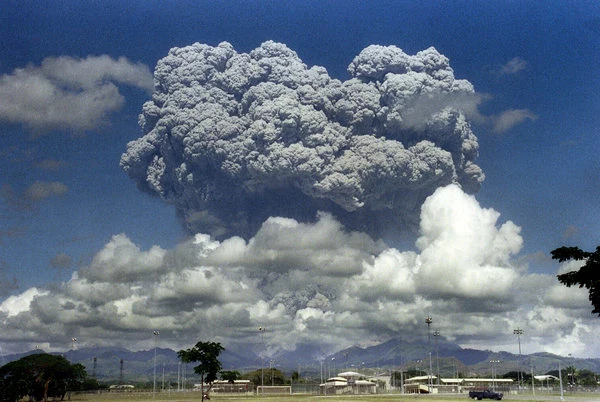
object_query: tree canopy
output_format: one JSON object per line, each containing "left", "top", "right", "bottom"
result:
{"left": 551, "top": 245, "right": 600, "bottom": 315}
{"left": 242, "top": 368, "right": 286, "bottom": 387}
{"left": 220, "top": 370, "right": 241, "bottom": 384}
{"left": 177, "top": 341, "right": 224, "bottom": 402}
{"left": 0, "top": 353, "right": 87, "bottom": 402}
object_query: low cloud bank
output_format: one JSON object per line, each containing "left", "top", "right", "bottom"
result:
{"left": 1, "top": 185, "right": 595, "bottom": 357}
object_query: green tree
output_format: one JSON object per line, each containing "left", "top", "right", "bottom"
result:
{"left": 241, "top": 369, "right": 261, "bottom": 388}
{"left": 405, "top": 368, "right": 426, "bottom": 378}
{"left": 81, "top": 376, "right": 101, "bottom": 391}
{"left": 241, "top": 368, "right": 286, "bottom": 387}
{"left": 220, "top": 370, "right": 241, "bottom": 384}
{"left": 290, "top": 370, "right": 300, "bottom": 383}
{"left": 502, "top": 370, "right": 529, "bottom": 383}
{"left": 551, "top": 246, "right": 600, "bottom": 315}
{"left": 266, "top": 368, "right": 286, "bottom": 385}
{"left": 548, "top": 366, "right": 580, "bottom": 386}
{"left": 576, "top": 369, "right": 597, "bottom": 386}
{"left": 0, "top": 353, "right": 87, "bottom": 402}
{"left": 177, "top": 341, "right": 224, "bottom": 402}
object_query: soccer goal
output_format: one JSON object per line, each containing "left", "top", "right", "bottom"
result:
{"left": 256, "top": 385, "right": 292, "bottom": 395}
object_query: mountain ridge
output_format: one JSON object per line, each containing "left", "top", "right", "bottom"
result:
{"left": 2, "top": 338, "right": 598, "bottom": 384}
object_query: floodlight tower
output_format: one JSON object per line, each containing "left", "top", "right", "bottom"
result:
{"left": 258, "top": 327, "right": 266, "bottom": 394}
{"left": 153, "top": 330, "right": 160, "bottom": 397}
{"left": 433, "top": 330, "right": 440, "bottom": 384}
{"left": 513, "top": 328, "right": 524, "bottom": 389}
{"left": 425, "top": 315, "right": 433, "bottom": 391}
{"left": 331, "top": 357, "right": 336, "bottom": 377}
{"left": 489, "top": 360, "right": 501, "bottom": 390}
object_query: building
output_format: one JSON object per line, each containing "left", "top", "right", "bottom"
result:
{"left": 404, "top": 375, "right": 437, "bottom": 393}
{"left": 403, "top": 376, "right": 514, "bottom": 394}
{"left": 319, "top": 371, "right": 377, "bottom": 394}
{"left": 108, "top": 384, "right": 134, "bottom": 391}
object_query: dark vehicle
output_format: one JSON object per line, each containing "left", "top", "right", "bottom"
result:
{"left": 469, "top": 389, "right": 503, "bottom": 400}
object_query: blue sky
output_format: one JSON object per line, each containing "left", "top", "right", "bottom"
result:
{"left": 0, "top": 1, "right": 599, "bottom": 358}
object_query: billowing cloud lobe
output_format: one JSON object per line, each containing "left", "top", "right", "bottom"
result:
{"left": 121, "top": 41, "right": 484, "bottom": 238}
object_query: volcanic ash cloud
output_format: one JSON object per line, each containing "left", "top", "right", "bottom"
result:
{"left": 121, "top": 41, "right": 484, "bottom": 239}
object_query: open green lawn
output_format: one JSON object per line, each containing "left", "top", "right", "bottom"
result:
{"left": 69, "top": 391, "right": 600, "bottom": 402}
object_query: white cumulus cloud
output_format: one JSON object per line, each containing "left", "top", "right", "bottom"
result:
{"left": 1, "top": 185, "right": 598, "bottom": 357}
{"left": 0, "top": 55, "right": 153, "bottom": 132}
{"left": 416, "top": 185, "right": 522, "bottom": 299}
{"left": 0, "top": 288, "right": 49, "bottom": 318}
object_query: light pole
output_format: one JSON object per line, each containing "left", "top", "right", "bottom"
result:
{"left": 513, "top": 328, "right": 523, "bottom": 389}
{"left": 320, "top": 359, "right": 323, "bottom": 384}
{"left": 453, "top": 360, "right": 458, "bottom": 382}
{"left": 71, "top": 337, "right": 77, "bottom": 352}
{"left": 433, "top": 330, "right": 440, "bottom": 385}
{"left": 489, "top": 360, "right": 500, "bottom": 391}
{"left": 153, "top": 330, "right": 160, "bottom": 396}
{"left": 119, "top": 359, "right": 124, "bottom": 386}
{"left": 258, "top": 327, "right": 266, "bottom": 394}
{"left": 331, "top": 357, "right": 336, "bottom": 378}
{"left": 531, "top": 363, "right": 535, "bottom": 396}
{"left": 177, "top": 361, "right": 181, "bottom": 391}
{"left": 567, "top": 353, "right": 575, "bottom": 387}
{"left": 559, "top": 362, "right": 565, "bottom": 401}
{"left": 425, "top": 315, "right": 433, "bottom": 391}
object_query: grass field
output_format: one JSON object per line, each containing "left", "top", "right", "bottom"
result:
{"left": 69, "top": 391, "right": 600, "bottom": 402}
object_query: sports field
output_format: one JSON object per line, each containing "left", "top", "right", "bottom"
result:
{"left": 70, "top": 391, "right": 600, "bottom": 402}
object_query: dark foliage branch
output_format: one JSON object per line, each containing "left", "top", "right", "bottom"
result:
{"left": 552, "top": 246, "right": 600, "bottom": 316}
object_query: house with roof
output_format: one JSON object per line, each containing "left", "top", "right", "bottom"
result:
{"left": 319, "top": 371, "right": 377, "bottom": 394}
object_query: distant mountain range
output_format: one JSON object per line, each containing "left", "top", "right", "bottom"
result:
{"left": 2, "top": 338, "right": 598, "bottom": 385}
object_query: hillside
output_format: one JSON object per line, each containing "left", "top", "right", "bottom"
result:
{"left": 2, "top": 338, "right": 598, "bottom": 385}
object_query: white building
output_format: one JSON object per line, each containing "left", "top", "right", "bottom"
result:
{"left": 319, "top": 371, "right": 377, "bottom": 394}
